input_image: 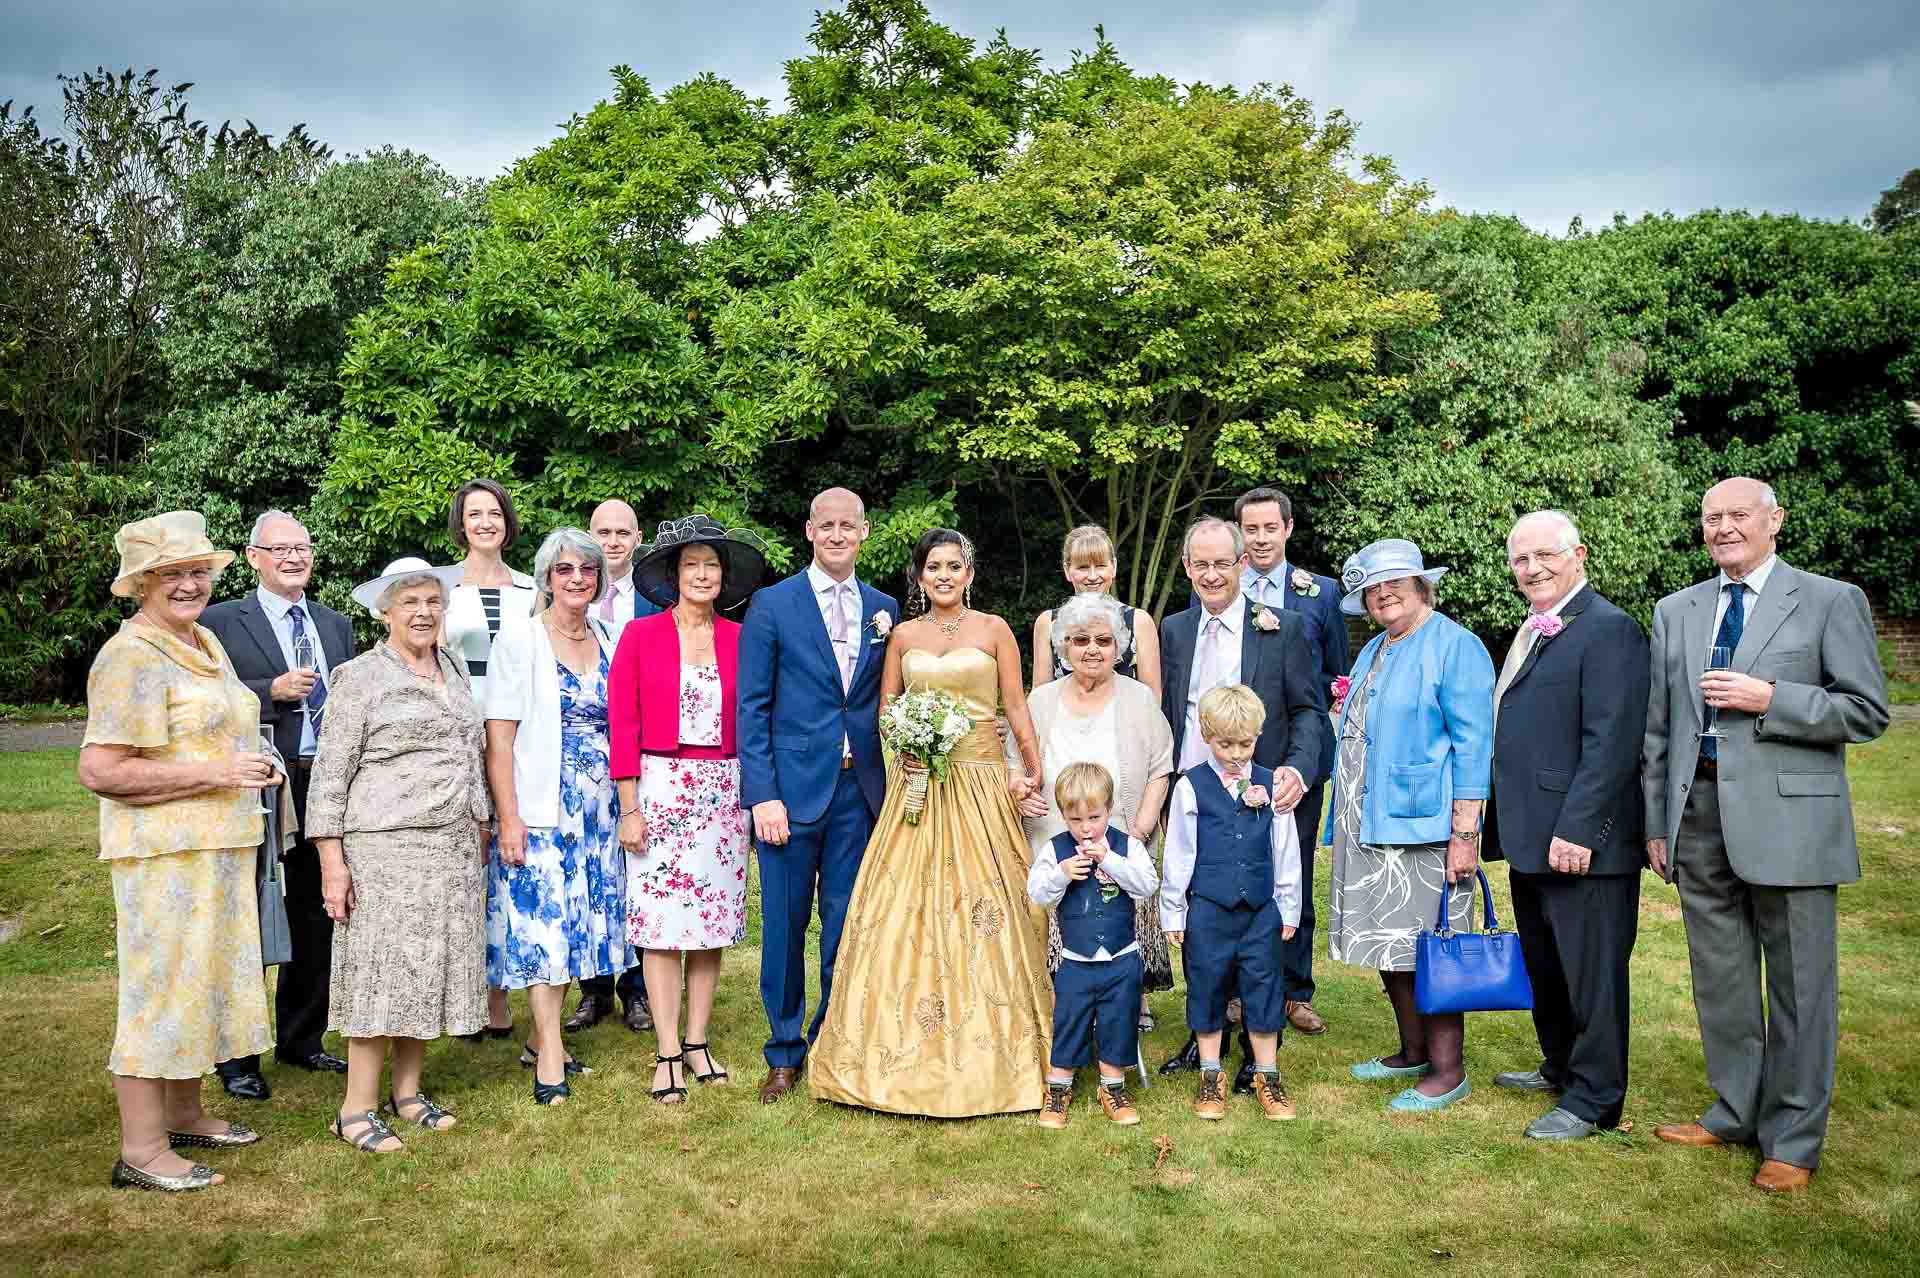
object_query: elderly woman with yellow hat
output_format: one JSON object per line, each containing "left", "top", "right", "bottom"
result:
{"left": 78, "top": 511, "right": 279, "bottom": 1191}
{"left": 302, "top": 557, "right": 493, "bottom": 1153}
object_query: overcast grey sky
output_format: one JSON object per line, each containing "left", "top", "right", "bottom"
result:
{"left": 5, "top": 1, "right": 1916, "bottom": 231}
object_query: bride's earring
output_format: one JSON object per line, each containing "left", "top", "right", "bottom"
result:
{"left": 964, "top": 583, "right": 972, "bottom": 610}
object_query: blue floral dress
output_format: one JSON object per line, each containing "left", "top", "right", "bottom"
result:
{"left": 486, "top": 654, "right": 629, "bottom": 988}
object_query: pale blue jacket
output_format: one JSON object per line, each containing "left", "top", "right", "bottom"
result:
{"left": 1321, "top": 611, "right": 1495, "bottom": 847}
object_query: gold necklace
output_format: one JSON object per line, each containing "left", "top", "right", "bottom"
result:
{"left": 932, "top": 608, "right": 969, "bottom": 637}
{"left": 545, "top": 615, "right": 590, "bottom": 642}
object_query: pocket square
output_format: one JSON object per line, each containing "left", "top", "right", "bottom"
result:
{"left": 868, "top": 635, "right": 885, "bottom": 645}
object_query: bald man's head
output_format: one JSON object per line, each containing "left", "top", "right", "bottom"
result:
{"left": 1701, "top": 477, "right": 1784, "bottom": 581}
{"left": 590, "top": 500, "right": 642, "bottom": 579}
{"left": 806, "top": 488, "right": 869, "bottom": 581}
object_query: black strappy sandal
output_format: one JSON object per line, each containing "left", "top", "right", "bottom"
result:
{"left": 384, "top": 1092, "right": 456, "bottom": 1130}
{"left": 683, "top": 1041, "right": 730, "bottom": 1085}
{"left": 330, "top": 1109, "right": 402, "bottom": 1153}
{"left": 651, "top": 1052, "right": 687, "bottom": 1104}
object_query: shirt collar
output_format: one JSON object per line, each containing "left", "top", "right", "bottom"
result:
{"left": 806, "top": 561, "right": 856, "bottom": 595}
{"left": 608, "top": 571, "right": 634, "bottom": 597}
{"left": 255, "top": 586, "right": 305, "bottom": 620}
{"left": 1719, "top": 553, "right": 1777, "bottom": 597}
{"left": 1241, "top": 559, "right": 1289, "bottom": 587}
{"left": 1201, "top": 592, "right": 1247, "bottom": 633}
{"left": 1208, "top": 758, "right": 1249, "bottom": 792}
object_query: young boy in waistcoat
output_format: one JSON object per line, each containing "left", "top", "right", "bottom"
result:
{"left": 1027, "top": 762, "right": 1160, "bottom": 1128}
{"left": 1161, "top": 685, "right": 1302, "bottom": 1120}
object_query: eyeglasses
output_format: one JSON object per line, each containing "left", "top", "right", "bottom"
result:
{"left": 1508, "top": 547, "right": 1571, "bottom": 571}
{"left": 251, "top": 543, "right": 314, "bottom": 561}
{"left": 550, "top": 563, "right": 600, "bottom": 578}
{"left": 1186, "top": 560, "right": 1240, "bottom": 576}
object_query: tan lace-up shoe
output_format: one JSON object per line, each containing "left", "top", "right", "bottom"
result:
{"left": 1194, "top": 1069, "right": 1228, "bottom": 1120}
{"left": 1253, "top": 1071, "right": 1296, "bottom": 1121}
{"left": 1098, "top": 1082, "right": 1141, "bottom": 1126}
{"left": 1038, "top": 1082, "right": 1072, "bottom": 1129}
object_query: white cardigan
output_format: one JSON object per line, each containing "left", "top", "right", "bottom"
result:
{"left": 484, "top": 613, "right": 623, "bottom": 830}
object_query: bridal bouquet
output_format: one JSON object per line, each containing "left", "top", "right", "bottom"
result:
{"left": 880, "top": 687, "right": 974, "bottom": 825}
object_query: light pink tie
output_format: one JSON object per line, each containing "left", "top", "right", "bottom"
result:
{"left": 600, "top": 584, "right": 615, "bottom": 622}
{"left": 830, "top": 585, "right": 855, "bottom": 692}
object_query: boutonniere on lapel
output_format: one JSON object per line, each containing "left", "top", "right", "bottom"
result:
{"left": 1525, "top": 613, "right": 1569, "bottom": 641}
{"left": 1250, "top": 601, "right": 1281, "bottom": 632}
{"left": 1235, "top": 779, "right": 1271, "bottom": 809}
{"left": 1290, "top": 567, "right": 1321, "bottom": 598}
{"left": 868, "top": 611, "right": 892, "bottom": 644}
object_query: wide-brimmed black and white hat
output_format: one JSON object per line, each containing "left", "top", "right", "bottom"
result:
{"left": 1338, "top": 538, "right": 1450, "bottom": 616}
{"left": 633, "top": 515, "right": 769, "bottom": 612}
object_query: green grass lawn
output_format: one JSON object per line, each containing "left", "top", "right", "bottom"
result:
{"left": 2, "top": 733, "right": 1917, "bottom": 1277}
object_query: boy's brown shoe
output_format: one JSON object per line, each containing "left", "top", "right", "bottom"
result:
{"left": 1253, "top": 1071, "right": 1296, "bottom": 1121}
{"left": 1037, "top": 1082, "right": 1071, "bottom": 1129}
{"left": 1194, "top": 1069, "right": 1228, "bottom": 1120}
{"left": 1098, "top": 1082, "right": 1141, "bottom": 1126}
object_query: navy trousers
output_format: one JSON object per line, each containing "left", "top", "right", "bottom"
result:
{"left": 1278, "top": 781, "right": 1323, "bottom": 1003}
{"left": 758, "top": 767, "right": 873, "bottom": 1069}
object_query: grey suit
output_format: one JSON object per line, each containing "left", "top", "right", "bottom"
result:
{"left": 1642, "top": 560, "right": 1888, "bottom": 1168}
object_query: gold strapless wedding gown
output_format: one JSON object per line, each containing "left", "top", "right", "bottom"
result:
{"left": 808, "top": 647, "right": 1053, "bottom": 1117}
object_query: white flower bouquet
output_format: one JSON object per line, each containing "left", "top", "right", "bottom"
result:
{"left": 880, "top": 686, "right": 974, "bottom": 825}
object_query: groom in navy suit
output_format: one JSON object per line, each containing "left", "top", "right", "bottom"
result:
{"left": 737, "top": 488, "right": 898, "bottom": 1103}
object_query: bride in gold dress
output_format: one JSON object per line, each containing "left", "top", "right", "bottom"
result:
{"left": 809, "top": 528, "right": 1054, "bottom": 1117}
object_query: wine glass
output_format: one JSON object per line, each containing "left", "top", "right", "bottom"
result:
{"left": 1698, "top": 645, "right": 1733, "bottom": 739}
{"left": 253, "top": 728, "right": 276, "bottom": 816}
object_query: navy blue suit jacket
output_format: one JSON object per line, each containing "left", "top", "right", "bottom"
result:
{"left": 1160, "top": 601, "right": 1325, "bottom": 788}
{"left": 1190, "top": 563, "right": 1349, "bottom": 782}
{"left": 736, "top": 571, "right": 898, "bottom": 825}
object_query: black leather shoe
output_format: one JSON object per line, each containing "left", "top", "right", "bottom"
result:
{"left": 1159, "top": 1033, "right": 1201, "bottom": 1076}
{"left": 276, "top": 1050, "right": 348, "bottom": 1074}
{"left": 620, "top": 994, "right": 654, "bottom": 1033}
{"left": 220, "top": 1071, "right": 271, "bottom": 1101}
{"left": 563, "top": 994, "right": 611, "bottom": 1033}
{"left": 1233, "top": 1057, "right": 1257, "bottom": 1096}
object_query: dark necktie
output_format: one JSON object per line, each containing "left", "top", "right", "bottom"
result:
{"left": 289, "top": 605, "right": 328, "bottom": 734}
{"left": 1701, "top": 582, "right": 1745, "bottom": 761}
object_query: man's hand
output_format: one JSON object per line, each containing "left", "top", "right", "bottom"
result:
{"left": 1547, "top": 836, "right": 1592, "bottom": 876}
{"left": 1700, "top": 669, "right": 1773, "bottom": 715}
{"left": 1271, "top": 766, "right": 1307, "bottom": 812}
{"left": 270, "top": 668, "right": 318, "bottom": 702}
{"left": 1059, "top": 852, "right": 1092, "bottom": 881}
{"left": 751, "top": 799, "right": 789, "bottom": 847}
{"left": 1646, "top": 837, "right": 1669, "bottom": 876}
{"left": 1281, "top": 925, "right": 1297, "bottom": 941}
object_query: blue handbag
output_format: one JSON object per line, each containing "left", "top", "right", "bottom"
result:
{"left": 1413, "top": 868, "right": 1533, "bottom": 1015}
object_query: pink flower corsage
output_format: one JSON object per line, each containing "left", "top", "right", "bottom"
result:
{"left": 1240, "top": 784, "right": 1270, "bottom": 809}
{"left": 1291, "top": 567, "right": 1320, "bottom": 598}
{"left": 870, "top": 610, "right": 892, "bottom": 637}
{"left": 1251, "top": 602, "right": 1281, "bottom": 632}
{"left": 1525, "top": 613, "right": 1566, "bottom": 639}
{"left": 1329, "top": 674, "right": 1352, "bottom": 715}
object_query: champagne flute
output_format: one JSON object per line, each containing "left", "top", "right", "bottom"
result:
{"left": 253, "top": 728, "right": 276, "bottom": 816}
{"left": 1698, "top": 645, "right": 1733, "bottom": 739}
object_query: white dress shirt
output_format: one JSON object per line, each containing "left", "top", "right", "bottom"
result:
{"left": 1158, "top": 760, "right": 1303, "bottom": 933}
{"left": 1026, "top": 829, "right": 1160, "bottom": 961}
{"left": 807, "top": 560, "right": 861, "bottom": 757}
{"left": 254, "top": 586, "right": 332, "bottom": 758}
{"left": 1712, "top": 553, "right": 1777, "bottom": 658}
{"left": 1180, "top": 593, "right": 1247, "bottom": 772}
{"left": 1523, "top": 578, "right": 1584, "bottom": 658}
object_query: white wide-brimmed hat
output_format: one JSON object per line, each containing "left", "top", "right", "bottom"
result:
{"left": 1338, "top": 538, "right": 1450, "bottom": 616}
{"left": 110, "top": 511, "right": 236, "bottom": 598}
{"left": 351, "top": 557, "right": 453, "bottom": 617}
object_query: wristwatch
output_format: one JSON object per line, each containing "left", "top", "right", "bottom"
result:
{"left": 1450, "top": 828, "right": 1481, "bottom": 845}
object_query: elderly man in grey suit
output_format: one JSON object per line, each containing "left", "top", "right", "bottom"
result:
{"left": 1642, "top": 477, "right": 1889, "bottom": 1193}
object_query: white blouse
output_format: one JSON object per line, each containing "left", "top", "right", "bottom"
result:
{"left": 445, "top": 572, "right": 536, "bottom": 707}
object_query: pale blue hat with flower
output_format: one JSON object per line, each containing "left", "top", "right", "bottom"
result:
{"left": 1338, "top": 538, "right": 1449, "bottom": 616}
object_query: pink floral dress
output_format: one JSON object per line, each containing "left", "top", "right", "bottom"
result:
{"left": 626, "top": 663, "right": 748, "bottom": 950}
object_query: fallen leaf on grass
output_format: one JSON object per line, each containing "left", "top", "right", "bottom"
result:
{"left": 38, "top": 922, "right": 65, "bottom": 938}
{"left": 680, "top": 1143, "right": 694, "bottom": 1153}
{"left": 1021, "top": 1182, "right": 1043, "bottom": 1191}
{"left": 1429, "top": 1250, "right": 1453, "bottom": 1260}
{"left": 1616, "top": 1120, "right": 1633, "bottom": 1133}
{"left": 724, "top": 1199, "right": 739, "bottom": 1209}
{"left": 1151, "top": 1134, "right": 1173, "bottom": 1172}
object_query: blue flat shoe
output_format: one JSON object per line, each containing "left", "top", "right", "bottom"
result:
{"left": 1389, "top": 1078, "right": 1471, "bottom": 1112}
{"left": 1352, "top": 1056, "right": 1433, "bottom": 1081}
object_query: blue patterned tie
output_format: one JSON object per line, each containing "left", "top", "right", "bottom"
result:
{"left": 289, "top": 605, "right": 328, "bottom": 734}
{"left": 1700, "top": 582, "right": 1744, "bottom": 762}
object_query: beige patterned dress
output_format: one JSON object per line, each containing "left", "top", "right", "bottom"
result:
{"left": 84, "top": 619, "right": 274, "bottom": 1078}
{"left": 306, "top": 643, "right": 491, "bottom": 1039}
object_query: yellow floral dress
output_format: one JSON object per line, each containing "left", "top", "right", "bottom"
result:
{"left": 84, "top": 619, "right": 273, "bottom": 1078}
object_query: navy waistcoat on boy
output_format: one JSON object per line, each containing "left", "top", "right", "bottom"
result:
{"left": 1188, "top": 762, "right": 1277, "bottom": 909}
{"left": 1050, "top": 826, "right": 1137, "bottom": 957}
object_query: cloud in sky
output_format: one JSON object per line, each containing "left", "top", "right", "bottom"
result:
{"left": 4, "top": 0, "right": 1915, "bottom": 231}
